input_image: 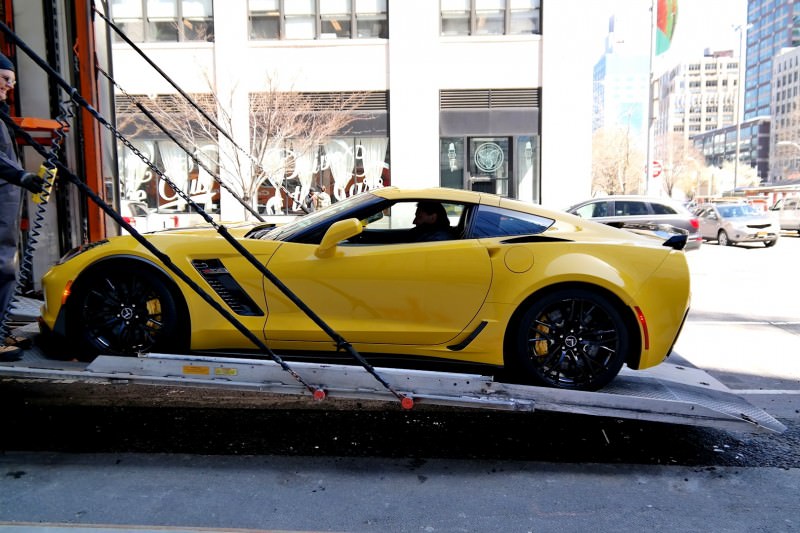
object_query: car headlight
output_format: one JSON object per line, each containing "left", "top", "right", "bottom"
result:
{"left": 57, "top": 239, "right": 109, "bottom": 265}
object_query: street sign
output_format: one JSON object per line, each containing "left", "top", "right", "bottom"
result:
{"left": 652, "top": 160, "right": 663, "bottom": 178}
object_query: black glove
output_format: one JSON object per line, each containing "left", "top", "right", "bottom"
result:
{"left": 20, "top": 172, "right": 45, "bottom": 194}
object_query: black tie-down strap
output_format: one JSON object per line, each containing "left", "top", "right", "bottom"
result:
{"left": 0, "top": 22, "right": 413, "bottom": 409}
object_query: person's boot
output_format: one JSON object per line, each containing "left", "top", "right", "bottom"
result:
{"left": 0, "top": 344, "right": 22, "bottom": 362}
{"left": 4, "top": 334, "right": 32, "bottom": 349}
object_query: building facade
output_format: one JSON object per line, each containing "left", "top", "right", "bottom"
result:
{"left": 592, "top": 14, "right": 650, "bottom": 148}
{"left": 744, "top": 0, "right": 800, "bottom": 121}
{"left": 108, "top": 0, "right": 593, "bottom": 223}
{"left": 769, "top": 45, "right": 800, "bottom": 181}
{"left": 654, "top": 50, "right": 741, "bottom": 162}
{"left": 691, "top": 116, "right": 771, "bottom": 180}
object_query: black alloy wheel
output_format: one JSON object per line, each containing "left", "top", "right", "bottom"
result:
{"left": 68, "top": 264, "right": 184, "bottom": 360}
{"left": 513, "top": 289, "right": 629, "bottom": 391}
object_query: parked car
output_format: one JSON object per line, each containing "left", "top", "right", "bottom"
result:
{"left": 692, "top": 203, "right": 780, "bottom": 247}
{"left": 120, "top": 200, "right": 160, "bottom": 234}
{"left": 39, "top": 187, "right": 691, "bottom": 392}
{"left": 769, "top": 196, "right": 800, "bottom": 234}
{"left": 565, "top": 196, "right": 702, "bottom": 250}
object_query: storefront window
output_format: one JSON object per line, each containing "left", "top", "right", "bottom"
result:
{"left": 439, "top": 135, "right": 540, "bottom": 202}
{"left": 255, "top": 136, "right": 389, "bottom": 215}
{"left": 117, "top": 140, "right": 220, "bottom": 215}
{"left": 439, "top": 138, "right": 465, "bottom": 189}
{"left": 515, "top": 135, "right": 540, "bottom": 203}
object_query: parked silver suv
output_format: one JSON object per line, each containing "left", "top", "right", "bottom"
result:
{"left": 565, "top": 196, "right": 702, "bottom": 250}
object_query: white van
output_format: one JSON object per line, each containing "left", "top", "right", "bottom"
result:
{"left": 770, "top": 196, "right": 800, "bottom": 234}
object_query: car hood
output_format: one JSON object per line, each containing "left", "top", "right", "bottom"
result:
{"left": 143, "top": 220, "right": 276, "bottom": 239}
{"left": 725, "top": 215, "right": 775, "bottom": 225}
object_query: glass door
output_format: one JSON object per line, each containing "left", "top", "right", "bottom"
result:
{"left": 468, "top": 137, "right": 510, "bottom": 196}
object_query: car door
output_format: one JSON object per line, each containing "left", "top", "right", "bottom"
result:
{"left": 695, "top": 206, "right": 721, "bottom": 238}
{"left": 262, "top": 232, "right": 493, "bottom": 347}
{"left": 783, "top": 198, "right": 800, "bottom": 231}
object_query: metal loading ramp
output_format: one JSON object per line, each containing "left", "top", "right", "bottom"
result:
{"left": 0, "top": 331, "right": 787, "bottom": 435}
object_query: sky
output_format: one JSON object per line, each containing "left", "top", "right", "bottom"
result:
{"left": 583, "top": 0, "right": 748, "bottom": 66}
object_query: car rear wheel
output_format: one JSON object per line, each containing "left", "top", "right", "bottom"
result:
{"left": 510, "top": 289, "right": 629, "bottom": 391}
{"left": 67, "top": 263, "right": 186, "bottom": 360}
{"left": 717, "top": 230, "right": 732, "bottom": 246}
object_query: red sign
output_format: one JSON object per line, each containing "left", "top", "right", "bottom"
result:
{"left": 651, "top": 160, "right": 663, "bottom": 178}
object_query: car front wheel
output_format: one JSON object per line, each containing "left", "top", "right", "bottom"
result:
{"left": 510, "top": 289, "right": 630, "bottom": 391}
{"left": 67, "top": 263, "right": 186, "bottom": 360}
{"left": 717, "top": 230, "right": 732, "bottom": 246}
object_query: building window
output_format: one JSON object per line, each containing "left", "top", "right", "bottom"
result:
{"left": 110, "top": 0, "right": 214, "bottom": 42}
{"left": 249, "top": 0, "right": 388, "bottom": 40}
{"left": 441, "top": 0, "right": 541, "bottom": 36}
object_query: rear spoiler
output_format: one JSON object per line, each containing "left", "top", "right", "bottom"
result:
{"left": 605, "top": 222, "right": 689, "bottom": 251}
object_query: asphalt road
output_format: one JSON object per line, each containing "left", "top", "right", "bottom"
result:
{"left": 1, "top": 232, "right": 799, "bottom": 532}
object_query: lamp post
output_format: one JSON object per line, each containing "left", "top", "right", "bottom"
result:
{"left": 733, "top": 23, "right": 752, "bottom": 191}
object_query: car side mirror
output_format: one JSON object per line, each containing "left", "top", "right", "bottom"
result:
{"left": 316, "top": 218, "right": 363, "bottom": 258}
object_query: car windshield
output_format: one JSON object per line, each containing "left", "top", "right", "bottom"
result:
{"left": 127, "top": 203, "right": 149, "bottom": 217}
{"left": 259, "top": 192, "right": 378, "bottom": 241}
{"left": 717, "top": 204, "right": 759, "bottom": 218}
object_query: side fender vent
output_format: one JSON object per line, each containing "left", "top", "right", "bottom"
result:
{"left": 192, "top": 259, "right": 264, "bottom": 316}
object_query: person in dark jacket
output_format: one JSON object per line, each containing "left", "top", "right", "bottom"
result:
{"left": 0, "top": 52, "right": 45, "bottom": 361}
{"left": 409, "top": 201, "right": 452, "bottom": 242}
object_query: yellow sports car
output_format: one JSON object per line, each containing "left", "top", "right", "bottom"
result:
{"left": 39, "top": 187, "right": 691, "bottom": 391}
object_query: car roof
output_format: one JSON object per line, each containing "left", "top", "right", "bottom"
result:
{"left": 372, "top": 186, "right": 492, "bottom": 204}
{"left": 567, "top": 195, "right": 687, "bottom": 211}
{"left": 370, "top": 187, "right": 567, "bottom": 220}
{"left": 579, "top": 195, "right": 681, "bottom": 203}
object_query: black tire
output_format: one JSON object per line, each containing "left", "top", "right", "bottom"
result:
{"left": 717, "top": 230, "right": 732, "bottom": 246}
{"left": 67, "top": 263, "right": 186, "bottom": 360}
{"left": 510, "top": 289, "right": 630, "bottom": 391}
{"left": 764, "top": 239, "right": 777, "bottom": 247}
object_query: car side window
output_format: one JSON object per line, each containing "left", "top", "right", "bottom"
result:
{"left": 574, "top": 202, "right": 607, "bottom": 218}
{"left": 471, "top": 205, "right": 554, "bottom": 238}
{"left": 616, "top": 201, "right": 649, "bottom": 216}
{"left": 651, "top": 203, "right": 677, "bottom": 215}
{"left": 347, "top": 200, "right": 466, "bottom": 244}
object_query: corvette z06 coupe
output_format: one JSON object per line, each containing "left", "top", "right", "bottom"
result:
{"left": 39, "top": 187, "right": 691, "bottom": 391}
